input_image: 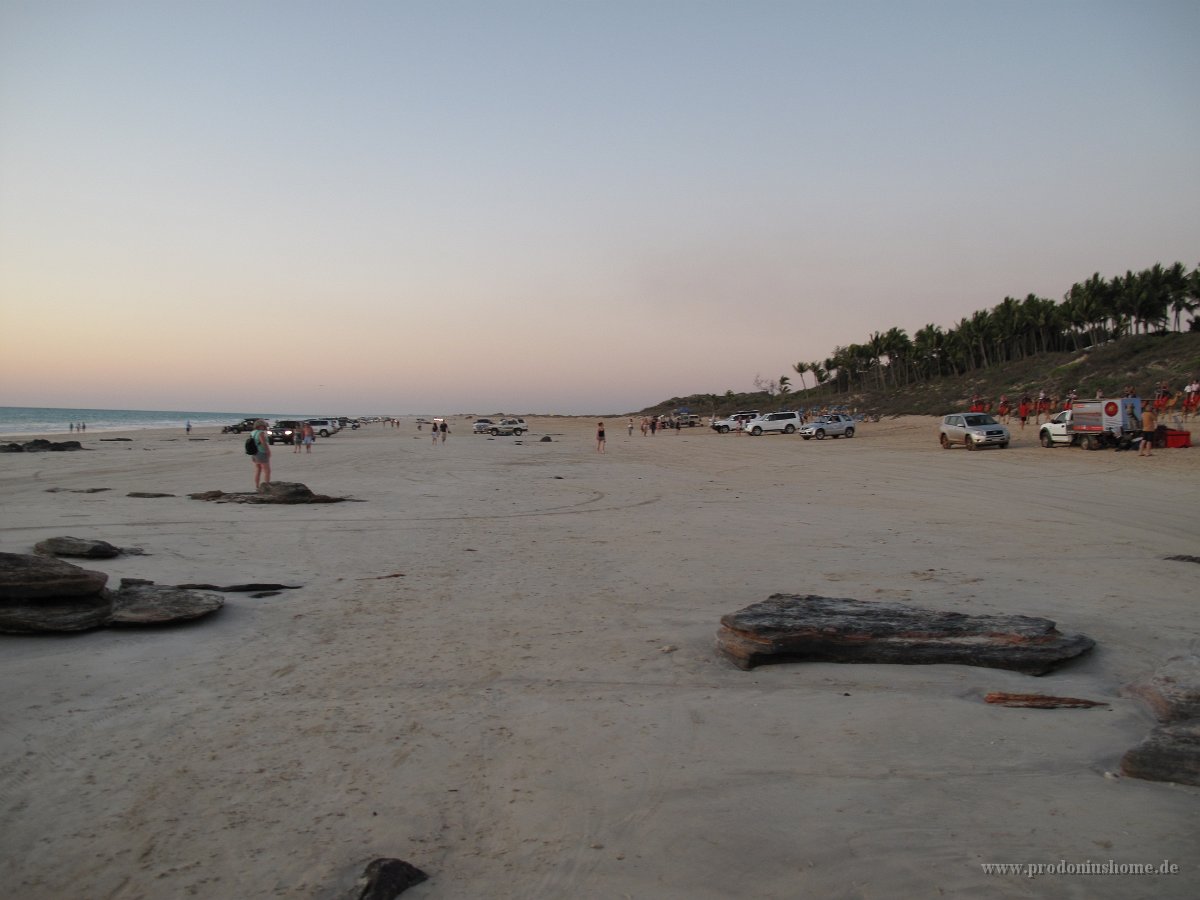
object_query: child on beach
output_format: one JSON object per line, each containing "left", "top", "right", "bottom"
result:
{"left": 596, "top": 421, "right": 606, "bottom": 453}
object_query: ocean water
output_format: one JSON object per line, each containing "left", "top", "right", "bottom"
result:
{"left": 0, "top": 406, "right": 300, "bottom": 437}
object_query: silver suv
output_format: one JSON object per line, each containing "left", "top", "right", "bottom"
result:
{"left": 798, "top": 414, "right": 856, "bottom": 440}
{"left": 746, "top": 412, "right": 802, "bottom": 435}
{"left": 938, "top": 413, "right": 1009, "bottom": 450}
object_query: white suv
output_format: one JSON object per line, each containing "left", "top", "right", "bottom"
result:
{"left": 746, "top": 412, "right": 802, "bottom": 435}
{"left": 306, "top": 418, "right": 340, "bottom": 438}
{"left": 711, "top": 411, "right": 761, "bottom": 434}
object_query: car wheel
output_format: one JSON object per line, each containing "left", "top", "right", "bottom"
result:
{"left": 844, "top": 427, "right": 854, "bottom": 438}
{"left": 940, "top": 434, "right": 951, "bottom": 449}
{"left": 784, "top": 424, "right": 795, "bottom": 434}
{"left": 750, "top": 426, "right": 762, "bottom": 436}
{"left": 1085, "top": 435, "right": 1100, "bottom": 451}
{"left": 966, "top": 436, "right": 977, "bottom": 450}
{"left": 1039, "top": 431, "right": 1053, "bottom": 448}
{"left": 513, "top": 429, "right": 524, "bottom": 436}
{"left": 718, "top": 425, "right": 730, "bottom": 434}
{"left": 815, "top": 429, "right": 826, "bottom": 440}
{"left": 319, "top": 429, "right": 330, "bottom": 438}
{"left": 490, "top": 428, "right": 500, "bottom": 436}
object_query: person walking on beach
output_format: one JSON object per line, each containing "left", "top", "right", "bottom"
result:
{"left": 596, "top": 421, "right": 606, "bottom": 453}
{"left": 185, "top": 420, "right": 192, "bottom": 435}
{"left": 250, "top": 419, "right": 271, "bottom": 487}
{"left": 1018, "top": 395, "right": 1031, "bottom": 430}
{"left": 628, "top": 418, "right": 634, "bottom": 437}
{"left": 439, "top": 420, "right": 448, "bottom": 443}
{"left": 302, "top": 422, "right": 314, "bottom": 453}
{"left": 1139, "top": 404, "right": 1157, "bottom": 457}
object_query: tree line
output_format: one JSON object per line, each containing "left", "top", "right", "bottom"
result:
{"left": 786, "top": 262, "right": 1199, "bottom": 395}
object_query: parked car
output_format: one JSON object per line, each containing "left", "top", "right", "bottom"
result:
{"left": 799, "top": 414, "right": 856, "bottom": 440}
{"left": 676, "top": 414, "right": 702, "bottom": 427}
{"left": 939, "top": 413, "right": 1010, "bottom": 450}
{"left": 746, "top": 411, "right": 803, "bottom": 435}
{"left": 489, "top": 418, "right": 526, "bottom": 436}
{"left": 711, "top": 411, "right": 761, "bottom": 434}
{"left": 306, "top": 418, "right": 340, "bottom": 438}
{"left": 222, "top": 417, "right": 261, "bottom": 434}
{"left": 472, "top": 418, "right": 495, "bottom": 434}
{"left": 267, "top": 420, "right": 302, "bottom": 444}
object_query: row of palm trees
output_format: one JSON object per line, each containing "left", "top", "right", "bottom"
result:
{"left": 787, "top": 262, "right": 1199, "bottom": 394}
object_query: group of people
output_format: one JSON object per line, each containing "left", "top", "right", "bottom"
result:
{"left": 292, "top": 421, "right": 315, "bottom": 453}
{"left": 430, "top": 420, "right": 449, "bottom": 444}
{"left": 67, "top": 422, "right": 86, "bottom": 432}
{"left": 1153, "top": 378, "right": 1200, "bottom": 418}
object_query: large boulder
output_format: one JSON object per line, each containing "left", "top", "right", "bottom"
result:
{"left": 717, "top": 594, "right": 1095, "bottom": 675}
{"left": 1120, "top": 719, "right": 1200, "bottom": 787}
{"left": 0, "top": 595, "right": 113, "bottom": 633}
{"left": 1123, "top": 654, "right": 1200, "bottom": 723}
{"left": 108, "top": 583, "right": 224, "bottom": 626}
{"left": 0, "top": 552, "right": 109, "bottom": 600}
{"left": 34, "top": 536, "right": 123, "bottom": 559}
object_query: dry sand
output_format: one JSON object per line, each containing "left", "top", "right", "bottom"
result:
{"left": 1, "top": 416, "right": 1197, "bottom": 898}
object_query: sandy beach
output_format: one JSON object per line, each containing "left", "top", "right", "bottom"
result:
{"left": 1, "top": 416, "right": 1197, "bottom": 898}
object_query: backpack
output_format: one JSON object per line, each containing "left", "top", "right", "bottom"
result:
{"left": 245, "top": 433, "right": 259, "bottom": 455}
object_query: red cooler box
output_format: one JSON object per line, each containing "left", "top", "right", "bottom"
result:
{"left": 1163, "top": 429, "right": 1192, "bottom": 448}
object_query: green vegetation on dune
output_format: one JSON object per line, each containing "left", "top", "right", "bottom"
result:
{"left": 641, "top": 262, "right": 1200, "bottom": 419}
{"left": 642, "top": 332, "right": 1200, "bottom": 420}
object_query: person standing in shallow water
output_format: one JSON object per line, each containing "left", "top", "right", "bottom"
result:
{"left": 596, "top": 421, "right": 606, "bottom": 453}
{"left": 250, "top": 419, "right": 271, "bottom": 488}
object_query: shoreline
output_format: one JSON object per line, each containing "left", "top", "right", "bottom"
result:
{"left": 1, "top": 418, "right": 1197, "bottom": 897}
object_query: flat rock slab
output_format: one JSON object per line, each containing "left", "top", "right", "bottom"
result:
{"left": 0, "top": 552, "right": 109, "bottom": 601}
{"left": 108, "top": 584, "right": 224, "bottom": 626}
{"left": 0, "top": 439, "right": 87, "bottom": 452}
{"left": 0, "top": 595, "right": 113, "bottom": 633}
{"left": 189, "top": 481, "right": 348, "bottom": 504}
{"left": 1123, "top": 654, "right": 1200, "bottom": 723}
{"left": 984, "top": 692, "right": 1107, "bottom": 709}
{"left": 34, "top": 536, "right": 123, "bottom": 559}
{"left": 1120, "top": 718, "right": 1200, "bottom": 786}
{"left": 717, "top": 594, "right": 1095, "bottom": 675}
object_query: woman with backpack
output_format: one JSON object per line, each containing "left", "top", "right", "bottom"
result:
{"left": 249, "top": 419, "right": 271, "bottom": 488}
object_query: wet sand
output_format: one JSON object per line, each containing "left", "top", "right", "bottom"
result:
{"left": 1, "top": 416, "right": 1197, "bottom": 898}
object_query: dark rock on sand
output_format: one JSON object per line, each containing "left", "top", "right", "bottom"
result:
{"left": 189, "top": 481, "right": 347, "bottom": 504}
{"left": 717, "top": 594, "right": 1095, "bottom": 675}
{"left": 108, "top": 583, "right": 224, "bottom": 626}
{"left": 34, "top": 536, "right": 123, "bottom": 559}
{"left": 0, "top": 594, "right": 114, "bottom": 633}
{"left": 45, "top": 487, "right": 111, "bottom": 493}
{"left": 126, "top": 492, "right": 175, "bottom": 498}
{"left": 175, "top": 582, "right": 302, "bottom": 592}
{"left": 8, "top": 439, "right": 86, "bottom": 452}
{"left": 345, "top": 858, "right": 428, "bottom": 900}
{"left": 1123, "top": 655, "right": 1200, "bottom": 724}
{"left": 1120, "top": 719, "right": 1200, "bottom": 786}
{"left": 0, "top": 552, "right": 109, "bottom": 601}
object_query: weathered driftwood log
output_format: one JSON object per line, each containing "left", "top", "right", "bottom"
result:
{"left": 1123, "top": 655, "right": 1200, "bottom": 723}
{"left": 717, "top": 594, "right": 1095, "bottom": 675}
{"left": 1120, "top": 719, "right": 1200, "bottom": 787}
{"left": 984, "top": 692, "right": 1107, "bottom": 709}
{"left": 345, "top": 858, "right": 428, "bottom": 900}
{"left": 34, "top": 536, "right": 123, "bottom": 559}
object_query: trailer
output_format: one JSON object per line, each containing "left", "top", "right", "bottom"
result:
{"left": 1039, "top": 398, "right": 1142, "bottom": 450}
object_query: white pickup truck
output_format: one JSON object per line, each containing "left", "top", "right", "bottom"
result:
{"left": 1038, "top": 398, "right": 1142, "bottom": 450}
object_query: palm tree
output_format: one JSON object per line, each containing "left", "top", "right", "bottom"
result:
{"left": 791, "top": 361, "right": 809, "bottom": 392}
{"left": 777, "top": 375, "right": 792, "bottom": 409}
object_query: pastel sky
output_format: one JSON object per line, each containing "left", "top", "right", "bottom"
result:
{"left": 1, "top": 1, "right": 1197, "bottom": 415}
